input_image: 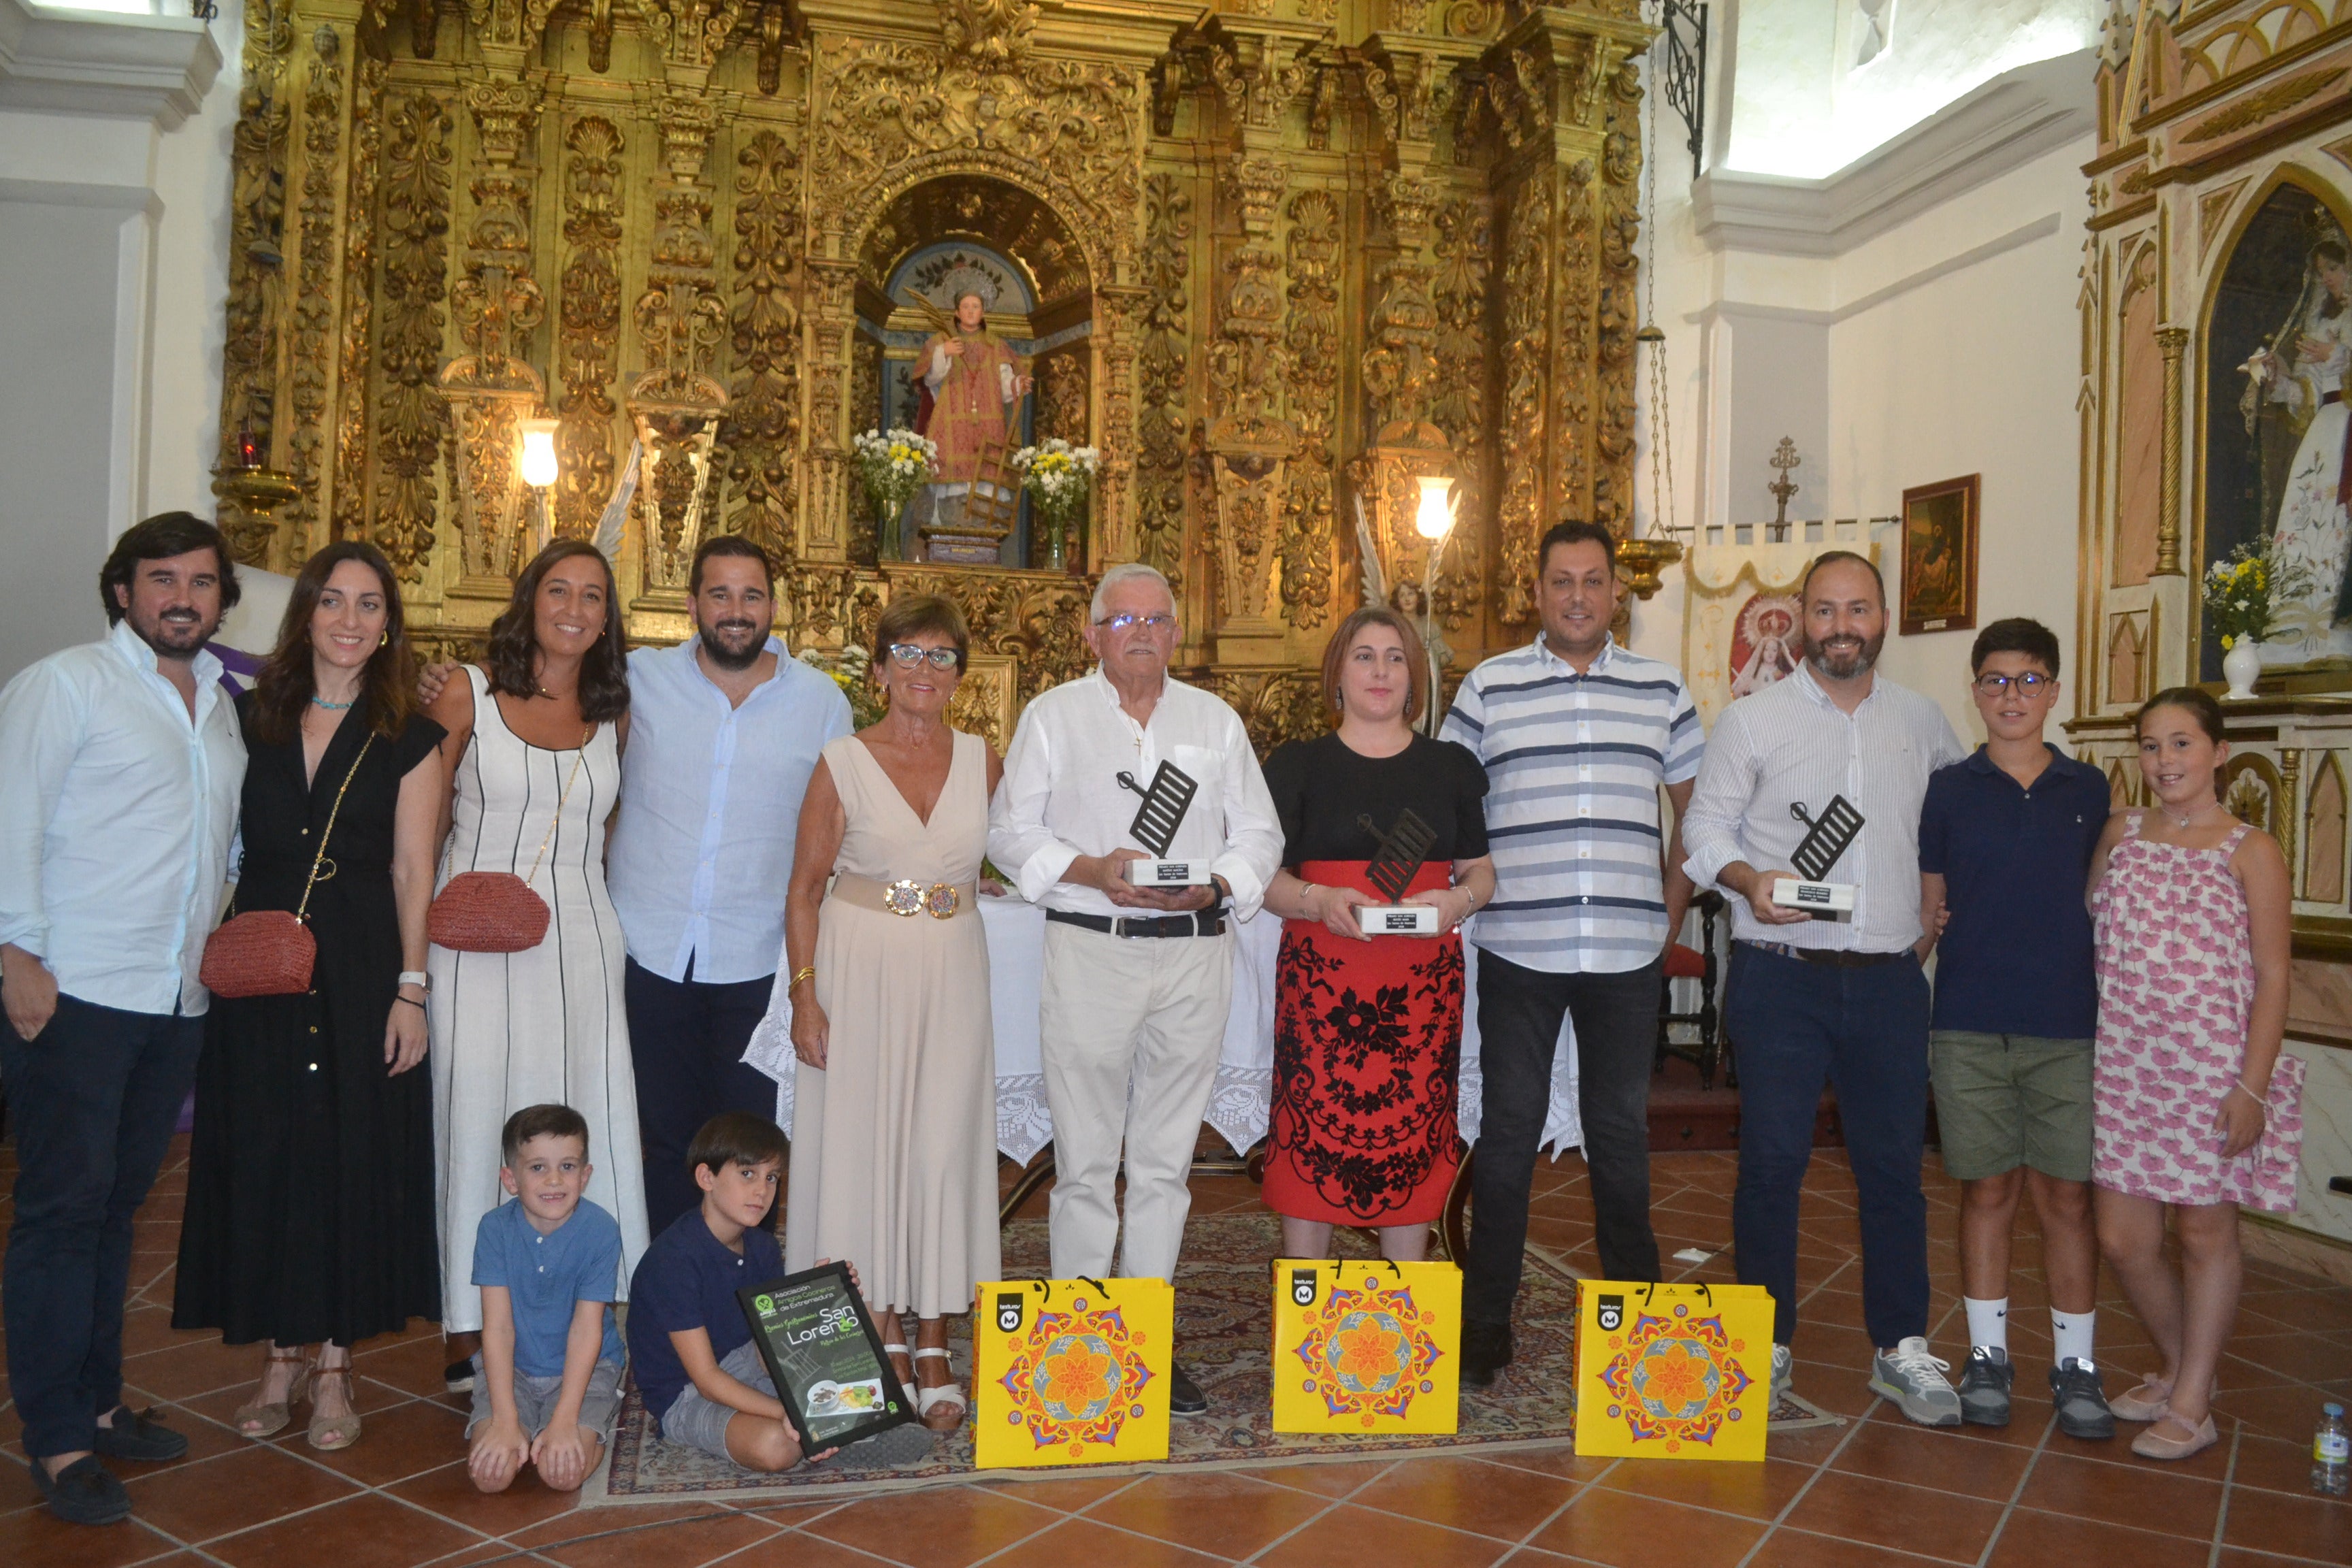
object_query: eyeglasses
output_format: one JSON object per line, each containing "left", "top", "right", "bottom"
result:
{"left": 885, "top": 643, "right": 960, "bottom": 670}
{"left": 1972, "top": 672, "right": 2051, "bottom": 696}
{"left": 1094, "top": 612, "right": 1175, "bottom": 633}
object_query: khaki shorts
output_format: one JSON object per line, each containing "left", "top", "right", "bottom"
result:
{"left": 1929, "top": 1030, "right": 2094, "bottom": 1182}
{"left": 466, "top": 1356, "right": 624, "bottom": 1444}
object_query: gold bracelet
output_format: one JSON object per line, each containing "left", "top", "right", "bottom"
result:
{"left": 789, "top": 965, "right": 816, "bottom": 993}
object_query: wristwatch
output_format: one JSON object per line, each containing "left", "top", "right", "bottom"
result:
{"left": 398, "top": 970, "right": 431, "bottom": 993}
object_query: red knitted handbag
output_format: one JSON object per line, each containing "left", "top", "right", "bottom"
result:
{"left": 426, "top": 871, "right": 552, "bottom": 953}
{"left": 200, "top": 736, "right": 372, "bottom": 998}
{"left": 427, "top": 725, "right": 587, "bottom": 954}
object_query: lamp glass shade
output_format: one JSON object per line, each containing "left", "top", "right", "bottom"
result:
{"left": 1414, "top": 475, "right": 1455, "bottom": 540}
{"left": 518, "top": 419, "right": 561, "bottom": 489}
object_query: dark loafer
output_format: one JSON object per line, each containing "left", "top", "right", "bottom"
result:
{"left": 91, "top": 1405, "right": 189, "bottom": 1463}
{"left": 1169, "top": 1361, "right": 1208, "bottom": 1416}
{"left": 1461, "top": 1320, "right": 1513, "bottom": 1390}
{"left": 30, "top": 1454, "right": 133, "bottom": 1526}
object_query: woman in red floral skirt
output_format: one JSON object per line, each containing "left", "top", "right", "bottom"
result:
{"left": 1258, "top": 607, "right": 1495, "bottom": 1260}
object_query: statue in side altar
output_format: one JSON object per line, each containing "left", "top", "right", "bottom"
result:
{"left": 906, "top": 284, "right": 1033, "bottom": 562}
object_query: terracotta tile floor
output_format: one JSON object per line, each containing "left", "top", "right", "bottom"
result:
{"left": 5, "top": 1136, "right": 2351, "bottom": 1566}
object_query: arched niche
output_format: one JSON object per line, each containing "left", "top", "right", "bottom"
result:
{"left": 2307, "top": 750, "right": 2347, "bottom": 904}
{"left": 2195, "top": 168, "right": 2352, "bottom": 681}
{"left": 845, "top": 172, "right": 1097, "bottom": 570}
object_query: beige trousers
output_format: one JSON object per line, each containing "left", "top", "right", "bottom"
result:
{"left": 1036, "top": 921, "right": 1235, "bottom": 1283}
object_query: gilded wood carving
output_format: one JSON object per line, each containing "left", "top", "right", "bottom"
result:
{"left": 212, "top": 0, "right": 1651, "bottom": 751}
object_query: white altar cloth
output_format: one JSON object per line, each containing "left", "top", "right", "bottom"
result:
{"left": 744, "top": 895, "right": 1582, "bottom": 1166}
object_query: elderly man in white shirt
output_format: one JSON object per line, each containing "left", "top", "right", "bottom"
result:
{"left": 987, "top": 563, "right": 1282, "bottom": 1417}
{"left": 0, "top": 513, "right": 247, "bottom": 1526}
{"left": 1681, "top": 551, "right": 1969, "bottom": 1431}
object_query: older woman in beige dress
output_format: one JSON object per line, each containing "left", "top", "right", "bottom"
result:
{"left": 782, "top": 595, "right": 1002, "bottom": 1433}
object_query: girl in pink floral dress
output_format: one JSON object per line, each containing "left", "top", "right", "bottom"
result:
{"left": 2089, "top": 687, "right": 2303, "bottom": 1463}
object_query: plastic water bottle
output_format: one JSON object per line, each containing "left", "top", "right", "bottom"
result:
{"left": 2315, "top": 1402, "right": 2351, "bottom": 1497}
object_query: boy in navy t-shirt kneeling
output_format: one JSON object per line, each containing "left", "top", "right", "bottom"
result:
{"left": 627, "top": 1113, "right": 930, "bottom": 1471}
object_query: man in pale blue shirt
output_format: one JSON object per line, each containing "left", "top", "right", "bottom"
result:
{"left": 605, "top": 538, "right": 851, "bottom": 1234}
{"left": 0, "top": 513, "right": 247, "bottom": 1526}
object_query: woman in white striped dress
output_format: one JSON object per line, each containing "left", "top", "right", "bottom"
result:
{"left": 421, "top": 540, "right": 647, "bottom": 1388}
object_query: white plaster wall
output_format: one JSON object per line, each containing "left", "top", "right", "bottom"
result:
{"left": 1823, "top": 141, "right": 2089, "bottom": 740}
{"left": 1625, "top": 44, "right": 2093, "bottom": 749}
{"left": 1725, "top": 0, "right": 2100, "bottom": 178}
{"left": 148, "top": 0, "right": 240, "bottom": 521}
{"left": 0, "top": 0, "right": 238, "bottom": 684}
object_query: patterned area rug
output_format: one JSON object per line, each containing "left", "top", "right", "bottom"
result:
{"left": 588, "top": 1213, "right": 1584, "bottom": 1505}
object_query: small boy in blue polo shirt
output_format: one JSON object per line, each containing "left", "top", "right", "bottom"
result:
{"left": 627, "top": 1111, "right": 928, "bottom": 1472}
{"left": 466, "top": 1104, "right": 627, "bottom": 1494}
{"left": 1918, "top": 619, "right": 2115, "bottom": 1440}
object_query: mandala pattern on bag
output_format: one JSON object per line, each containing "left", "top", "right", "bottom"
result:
{"left": 1595, "top": 1303, "right": 1754, "bottom": 1453}
{"left": 1289, "top": 1275, "right": 1446, "bottom": 1426}
{"left": 996, "top": 1298, "right": 1156, "bottom": 1458}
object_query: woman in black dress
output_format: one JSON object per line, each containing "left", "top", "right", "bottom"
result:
{"left": 174, "top": 541, "right": 446, "bottom": 1451}
{"left": 1258, "top": 606, "right": 1494, "bottom": 1261}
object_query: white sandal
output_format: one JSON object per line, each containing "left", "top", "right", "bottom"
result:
{"left": 912, "top": 1347, "right": 966, "bottom": 1429}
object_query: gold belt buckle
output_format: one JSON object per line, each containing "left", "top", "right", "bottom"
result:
{"left": 883, "top": 878, "right": 926, "bottom": 917}
{"left": 924, "top": 882, "right": 960, "bottom": 919}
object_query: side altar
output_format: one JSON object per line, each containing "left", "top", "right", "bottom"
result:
{"left": 2076, "top": 0, "right": 2352, "bottom": 1263}
{"left": 206, "top": 0, "right": 1654, "bottom": 751}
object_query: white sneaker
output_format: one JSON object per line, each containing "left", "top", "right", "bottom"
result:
{"left": 1769, "top": 1343, "right": 1793, "bottom": 1408}
{"left": 1870, "top": 1337, "right": 1962, "bottom": 1428}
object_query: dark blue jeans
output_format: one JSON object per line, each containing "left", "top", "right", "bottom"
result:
{"left": 1465, "top": 950, "right": 1665, "bottom": 1326}
{"left": 625, "top": 956, "right": 783, "bottom": 1237}
{"left": 1725, "top": 942, "right": 1931, "bottom": 1348}
{"left": 1, "top": 992, "right": 203, "bottom": 1460}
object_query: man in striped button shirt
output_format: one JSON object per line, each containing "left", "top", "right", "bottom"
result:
{"left": 1440, "top": 520, "right": 1703, "bottom": 1388}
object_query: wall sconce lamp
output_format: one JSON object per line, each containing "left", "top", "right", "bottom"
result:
{"left": 519, "top": 416, "right": 561, "bottom": 489}
{"left": 1414, "top": 474, "right": 1456, "bottom": 542}
{"left": 518, "top": 414, "right": 561, "bottom": 551}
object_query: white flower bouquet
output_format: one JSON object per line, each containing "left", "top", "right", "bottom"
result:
{"left": 1012, "top": 438, "right": 1099, "bottom": 569}
{"left": 851, "top": 427, "right": 936, "bottom": 532}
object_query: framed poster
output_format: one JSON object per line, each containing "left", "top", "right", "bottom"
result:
{"left": 1899, "top": 474, "right": 1979, "bottom": 636}
{"left": 737, "top": 1262, "right": 915, "bottom": 1453}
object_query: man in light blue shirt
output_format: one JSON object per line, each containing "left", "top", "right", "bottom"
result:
{"left": 0, "top": 513, "right": 246, "bottom": 1526}
{"left": 604, "top": 537, "right": 851, "bottom": 1233}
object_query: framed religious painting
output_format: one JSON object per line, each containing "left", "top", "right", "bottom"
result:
{"left": 1898, "top": 475, "right": 1979, "bottom": 636}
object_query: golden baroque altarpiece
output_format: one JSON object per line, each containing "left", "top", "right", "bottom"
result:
{"left": 208, "top": 0, "right": 1652, "bottom": 752}
{"left": 2076, "top": 0, "right": 2352, "bottom": 1079}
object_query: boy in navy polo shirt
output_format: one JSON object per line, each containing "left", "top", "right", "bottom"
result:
{"left": 467, "top": 1105, "right": 628, "bottom": 1493}
{"left": 1918, "top": 619, "right": 2115, "bottom": 1439}
{"left": 628, "top": 1112, "right": 929, "bottom": 1471}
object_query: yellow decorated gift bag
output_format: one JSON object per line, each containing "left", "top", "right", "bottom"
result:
{"left": 1573, "top": 1280, "right": 1772, "bottom": 1461}
{"left": 972, "top": 1277, "right": 1173, "bottom": 1469}
{"left": 1271, "top": 1258, "right": 1461, "bottom": 1435}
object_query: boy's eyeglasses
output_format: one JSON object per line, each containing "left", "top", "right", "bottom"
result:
{"left": 1095, "top": 612, "right": 1175, "bottom": 633}
{"left": 1972, "top": 672, "right": 2051, "bottom": 696}
{"left": 886, "top": 643, "right": 960, "bottom": 670}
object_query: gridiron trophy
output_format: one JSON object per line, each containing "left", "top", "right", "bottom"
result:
{"left": 1771, "top": 795, "right": 1865, "bottom": 917}
{"left": 1117, "top": 760, "right": 1211, "bottom": 886}
{"left": 1355, "top": 808, "right": 1443, "bottom": 935}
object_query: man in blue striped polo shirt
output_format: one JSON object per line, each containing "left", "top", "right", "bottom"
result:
{"left": 1440, "top": 519, "right": 1703, "bottom": 1387}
